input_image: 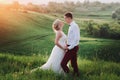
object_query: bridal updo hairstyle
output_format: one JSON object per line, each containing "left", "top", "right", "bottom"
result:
{"left": 52, "top": 19, "right": 61, "bottom": 31}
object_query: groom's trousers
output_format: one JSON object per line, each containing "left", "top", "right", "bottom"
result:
{"left": 61, "top": 45, "right": 79, "bottom": 74}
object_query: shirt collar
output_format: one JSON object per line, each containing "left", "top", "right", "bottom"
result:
{"left": 69, "top": 21, "right": 75, "bottom": 26}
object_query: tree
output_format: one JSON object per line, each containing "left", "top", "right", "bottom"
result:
{"left": 26, "top": 2, "right": 40, "bottom": 12}
{"left": 112, "top": 8, "right": 120, "bottom": 20}
{"left": 99, "top": 23, "right": 109, "bottom": 37}
{"left": 47, "top": 2, "right": 57, "bottom": 12}
{"left": 64, "top": 1, "right": 76, "bottom": 12}
{"left": 112, "top": 11, "right": 117, "bottom": 19}
{"left": 76, "top": 1, "right": 82, "bottom": 7}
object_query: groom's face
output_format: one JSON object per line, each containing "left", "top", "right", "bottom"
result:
{"left": 64, "top": 16, "right": 70, "bottom": 24}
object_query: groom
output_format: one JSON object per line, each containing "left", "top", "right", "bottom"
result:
{"left": 61, "top": 12, "right": 80, "bottom": 76}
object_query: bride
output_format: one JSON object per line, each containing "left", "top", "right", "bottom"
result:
{"left": 32, "top": 19, "right": 68, "bottom": 74}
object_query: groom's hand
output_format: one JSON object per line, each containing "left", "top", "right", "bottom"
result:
{"left": 64, "top": 46, "right": 68, "bottom": 52}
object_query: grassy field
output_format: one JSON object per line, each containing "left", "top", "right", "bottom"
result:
{"left": 0, "top": 53, "right": 120, "bottom": 80}
{"left": 0, "top": 9, "right": 120, "bottom": 80}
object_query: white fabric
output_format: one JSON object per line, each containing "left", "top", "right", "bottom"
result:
{"left": 67, "top": 21, "right": 80, "bottom": 50}
{"left": 40, "top": 32, "right": 67, "bottom": 74}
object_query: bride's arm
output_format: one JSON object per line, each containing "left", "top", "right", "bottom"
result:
{"left": 55, "top": 31, "right": 65, "bottom": 50}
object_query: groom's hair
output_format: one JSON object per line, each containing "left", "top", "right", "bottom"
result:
{"left": 64, "top": 12, "right": 73, "bottom": 19}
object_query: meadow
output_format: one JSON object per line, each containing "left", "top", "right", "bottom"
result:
{"left": 0, "top": 7, "right": 120, "bottom": 80}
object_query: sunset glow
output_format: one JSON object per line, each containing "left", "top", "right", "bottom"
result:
{"left": 0, "top": 0, "right": 120, "bottom": 4}
{"left": 0, "top": 0, "right": 11, "bottom": 4}
{"left": 0, "top": 0, "right": 4, "bottom": 3}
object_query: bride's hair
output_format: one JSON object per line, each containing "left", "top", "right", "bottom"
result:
{"left": 52, "top": 19, "right": 61, "bottom": 32}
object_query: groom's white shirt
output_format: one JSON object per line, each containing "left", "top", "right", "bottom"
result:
{"left": 67, "top": 21, "right": 80, "bottom": 50}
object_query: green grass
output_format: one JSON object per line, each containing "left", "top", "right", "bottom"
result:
{"left": 0, "top": 11, "right": 55, "bottom": 55}
{"left": 0, "top": 10, "right": 120, "bottom": 80}
{"left": 0, "top": 53, "right": 120, "bottom": 80}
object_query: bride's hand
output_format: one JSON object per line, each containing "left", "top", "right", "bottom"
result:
{"left": 63, "top": 46, "right": 68, "bottom": 52}
{"left": 62, "top": 47, "right": 66, "bottom": 51}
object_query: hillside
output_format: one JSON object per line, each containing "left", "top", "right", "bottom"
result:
{"left": 0, "top": 10, "right": 120, "bottom": 80}
{"left": 0, "top": 10, "right": 56, "bottom": 55}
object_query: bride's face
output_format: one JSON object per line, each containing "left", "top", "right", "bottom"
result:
{"left": 59, "top": 21, "right": 64, "bottom": 28}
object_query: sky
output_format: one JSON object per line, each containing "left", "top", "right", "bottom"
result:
{"left": 0, "top": 0, "right": 120, "bottom": 4}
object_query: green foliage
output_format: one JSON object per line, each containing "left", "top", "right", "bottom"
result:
{"left": 86, "top": 21, "right": 94, "bottom": 35}
{"left": 97, "top": 45, "right": 120, "bottom": 62}
{"left": 99, "top": 23, "right": 109, "bottom": 37}
{"left": 112, "top": 8, "right": 120, "bottom": 20}
{"left": 85, "top": 21, "right": 120, "bottom": 39}
{"left": 112, "top": 12, "right": 117, "bottom": 19}
{"left": 0, "top": 54, "right": 120, "bottom": 80}
{"left": 80, "top": 38, "right": 120, "bottom": 62}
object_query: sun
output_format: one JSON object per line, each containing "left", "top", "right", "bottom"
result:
{"left": 0, "top": 0, "right": 3, "bottom": 2}
{"left": 0, "top": 0, "right": 7, "bottom": 3}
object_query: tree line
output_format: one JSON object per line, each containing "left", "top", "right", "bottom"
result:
{"left": 1, "top": 1, "right": 120, "bottom": 14}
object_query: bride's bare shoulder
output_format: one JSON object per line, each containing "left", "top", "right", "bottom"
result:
{"left": 56, "top": 31, "right": 62, "bottom": 37}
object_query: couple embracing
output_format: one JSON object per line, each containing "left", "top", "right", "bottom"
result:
{"left": 32, "top": 12, "right": 80, "bottom": 77}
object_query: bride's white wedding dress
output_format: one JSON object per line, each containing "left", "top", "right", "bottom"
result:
{"left": 40, "top": 31, "right": 67, "bottom": 73}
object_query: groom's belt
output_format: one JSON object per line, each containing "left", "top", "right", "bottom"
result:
{"left": 67, "top": 45, "right": 79, "bottom": 47}
{"left": 67, "top": 45, "right": 70, "bottom": 46}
